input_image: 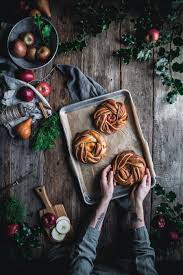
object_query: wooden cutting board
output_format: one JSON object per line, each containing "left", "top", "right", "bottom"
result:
{"left": 35, "top": 185, "right": 73, "bottom": 242}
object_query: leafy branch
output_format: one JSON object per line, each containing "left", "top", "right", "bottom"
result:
{"left": 58, "top": 0, "right": 127, "bottom": 54}
{"left": 113, "top": 4, "right": 183, "bottom": 104}
{"left": 150, "top": 183, "right": 183, "bottom": 254}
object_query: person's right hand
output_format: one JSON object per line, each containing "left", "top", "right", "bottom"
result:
{"left": 100, "top": 165, "right": 115, "bottom": 202}
{"left": 131, "top": 168, "right": 151, "bottom": 206}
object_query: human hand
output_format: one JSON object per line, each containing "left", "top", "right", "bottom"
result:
{"left": 131, "top": 168, "right": 151, "bottom": 207}
{"left": 100, "top": 165, "right": 115, "bottom": 202}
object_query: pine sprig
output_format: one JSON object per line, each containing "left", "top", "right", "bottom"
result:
{"left": 0, "top": 197, "right": 26, "bottom": 225}
{"left": 31, "top": 112, "right": 61, "bottom": 151}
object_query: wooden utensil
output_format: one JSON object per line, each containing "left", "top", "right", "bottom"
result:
{"left": 35, "top": 185, "right": 73, "bottom": 242}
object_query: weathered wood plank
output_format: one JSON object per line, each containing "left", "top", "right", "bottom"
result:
{"left": 42, "top": 0, "right": 85, "bottom": 233}
{"left": 120, "top": 17, "right": 154, "bottom": 229}
{"left": 82, "top": 21, "right": 121, "bottom": 245}
{"left": 0, "top": 128, "right": 11, "bottom": 198}
{"left": 153, "top": 66, "right": 183, "bottom": 261}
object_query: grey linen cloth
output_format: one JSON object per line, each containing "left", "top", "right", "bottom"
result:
{"left": 56, "top": 64, "right": 107, "bottom": 101}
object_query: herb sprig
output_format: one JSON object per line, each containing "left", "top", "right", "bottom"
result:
{"left": 31, "top": 112, "right": 61, "bottom": 151}
{"left": 34, "top": 15, "right": 52, "bottom": 47}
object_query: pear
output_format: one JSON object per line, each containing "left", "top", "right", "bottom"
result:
{"left": 16, "top": 118, "right": 32, "bottom": 140}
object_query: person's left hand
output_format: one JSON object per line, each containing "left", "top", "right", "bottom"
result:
{"left": 100, "top": 165, "right": 115, "bottom": 202}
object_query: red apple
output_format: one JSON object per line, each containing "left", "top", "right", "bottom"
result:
{"left": 6, "top": 224, "right": 20, "bottom": 237}
{"left": 146, "top": 28, "right": 160, "bottom": 43}
{"left": 16, "top": 70, "right": 35, "bottom": 83}
{"left": 35, "top": 82, "right": 52, "bottom": 97}
{"left": 26, "top": 47, "right": 37, "bottom": 61}
{"left": 17, "top": 87, "right": 35, "bottom": 102}
{"left": 41, "top": 213, "right": 57, "bottom": 228}
{"left": 37, "top": 46, "right": 51, "bottom": 62}
{"left": 11, "top": 39, "right": 27, "bottom": 58}
{"left": 20, "top": 32, "right": 35, "bottom": 46}
{"left": 168, "top": 231, "right": 180, "bottom": 241}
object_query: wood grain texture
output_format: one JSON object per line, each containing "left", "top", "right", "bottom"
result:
{"left": 82, "top": 20, "right": 121, "bottom": 245}
{"left": 152, "top": 66, "right": 183, "bottom": 261}
{"left": 0, "top": 0, "right": 183, "bottom": 262}
{"left": 120, "top": 17, "right": 153, "bottom": 229}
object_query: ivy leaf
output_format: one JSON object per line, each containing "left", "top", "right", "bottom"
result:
{"left": 156, "top": 58, "right": 168, "bottom": 69}
{"left": 166, "top": 91, "right": 177, "bottom": 104}
{"left": 173, "top": 36, "right": 183, "bottom": 46}
{"left": 161, "top": 75, "right": 172, "bottom": 86}
{"left": 172, "top": 62, "right": 183, "bottom": 73}
{"left": 166, "top": 191, "right": 177, "bottom": 202}
{"left": 174, "top": 203, "right": 183, "bottom": 214}
{"left": 121, "top": 34, "right": 136, "bottom": 46}
{"left": 169, "top": 47, "right": 180, "bottom": 60}
{"left": 173, "top": 79, "right": 183, "bottom": 95}
{"left": 154, "top": 184, "right": 165, "bottom": 196}
{"left": 156, "top": 202, "right": 170, "bottom": 215}
{"left": 158, "top": 47, "right": 166, "bottom": 57}
{"left": 137, "top": 49, "right": 152, "bottom": 61}
{"left": 113, "top": 48, "right": 132, "bottom": 64}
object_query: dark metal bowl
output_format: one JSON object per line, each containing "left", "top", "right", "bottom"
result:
{"left": 7, "top": 17, "right": 59, "bottom": 70}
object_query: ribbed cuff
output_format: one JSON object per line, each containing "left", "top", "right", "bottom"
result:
{"left": 84, "top": 226, "right": 101, "bottom": 243}
{"left": 131, "top": 226, "right": 150, "bottom": 241}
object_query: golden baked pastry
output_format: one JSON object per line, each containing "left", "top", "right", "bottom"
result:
{"left": 93, "top": 99, "right": 128, "bottom": 134}
{"left": 73, "top": 129, "right": 107, "bottom": 164}
{"left": 112, "top": 150, "right": 146, "bottom": 186}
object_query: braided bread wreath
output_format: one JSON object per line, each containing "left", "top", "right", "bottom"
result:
{"left": 93, "top": 99, "right": 128, "bottom": 134}
{"left": 73, "top": 129, "right": 107, "bottom": 164}
{"left": 112, "top": 150, "right": 146, "bottom": 187}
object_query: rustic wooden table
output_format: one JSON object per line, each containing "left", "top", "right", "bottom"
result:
{"left": 1, "top": 1, "right": 183, "bottom": 261}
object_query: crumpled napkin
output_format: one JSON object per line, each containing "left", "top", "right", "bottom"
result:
{"left": 0, "top": 74, "right": 52, "bottom": 137}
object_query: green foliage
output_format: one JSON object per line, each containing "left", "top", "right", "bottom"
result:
{"left": 154, "top": 183, "right": 165, "bottom": 195}
{"left": 14, "top": 223, "right": 41, "bottom": 260}
{"left": 151, "top": 183, "right": 183, "bottom": 254}
{"left": 0, "top": 197, "right": 42, "bottom": 261}
{"left": 172, "top": 62, "right": 183, "bottom": 72}
{"left": 0, "top": 197, "right": 26, "bottom": 225}
{"left": 34, "top": 15, "right": 52, "bottom": 47}
{"left": 57, "top": 39, "right": 87, "bottom": 54}
{"left": 173, "top": 36, "right": 183, "bottom": 46}
{"left": 58, "top": 0, "right": 127, "bottom": 54}
{"left": 31, "top": 112, "right": 61, "bottom": 151}
{"left": 113, "top": 3, "right": 183, "bottom": 104}
{"left": 153, "top": 183, "right": 183, "bottom": 233}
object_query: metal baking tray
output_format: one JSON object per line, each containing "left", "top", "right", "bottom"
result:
{"left": 59, "top": 90, "right": 156, "bottom": 205}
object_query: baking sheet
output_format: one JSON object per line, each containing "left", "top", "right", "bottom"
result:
{"left": 60, "top": 90, "right": 156, "bottom": 205}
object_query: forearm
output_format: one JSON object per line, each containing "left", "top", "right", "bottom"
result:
{"left": 131, "top": 201, "right": 158, "bottom": 275}
{"left": 131, "top": 201, "right": 145, "bottom": 229}
{"left": 89, "top": 198, "right": 110, "bottom": 231}
{"left": 69, "top": 198, "right": 110, "bottom": 275}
